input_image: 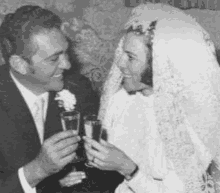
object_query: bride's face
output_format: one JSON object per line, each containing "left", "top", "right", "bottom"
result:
{"left": 119, "top": 32, "right": 149, "bottom": 92}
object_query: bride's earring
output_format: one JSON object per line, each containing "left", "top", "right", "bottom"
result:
{"left": 9, "top": 55, "right": 28, "bottom": 75}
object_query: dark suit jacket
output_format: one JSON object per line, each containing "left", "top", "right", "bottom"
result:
{"left": 0, "top": 65, "right": 123, "bottom": 193}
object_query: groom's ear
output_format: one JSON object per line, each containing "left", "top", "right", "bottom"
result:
{"left": 9, "top": 55, "right": 29, "bottom": 75}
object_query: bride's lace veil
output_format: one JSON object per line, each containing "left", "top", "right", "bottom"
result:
{"left": 98, "top": 36, "right": 124, "bottom": 126}
{"left": 99, "top": 3, "right": 220, "bottom": 192}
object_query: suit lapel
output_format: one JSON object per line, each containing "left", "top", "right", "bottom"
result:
{"left": 44, "top": 91, "right": 63, "bottom": 140}
{"left": 0, "top": 68, "right": 41, "bottom": 167}
{"left": 0, "top": 66, "right": 63, "bottom": 169}
{"left": 0, "top": 66, "right": 72, "bottom": 144}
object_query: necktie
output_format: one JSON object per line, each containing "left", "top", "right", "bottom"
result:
{"left": 33, "top": 97, "right": 45, "bottom": 144}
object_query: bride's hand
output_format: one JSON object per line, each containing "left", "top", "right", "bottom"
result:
{"left": 83, "top": 136, "right": 136, "bottom": 175}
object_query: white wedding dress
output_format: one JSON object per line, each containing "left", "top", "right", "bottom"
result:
{"left": 104, "top": 88, "right": 214, "bottom": 193}
{"left": 99, "top": 4, "right": 220, "bottom": 192}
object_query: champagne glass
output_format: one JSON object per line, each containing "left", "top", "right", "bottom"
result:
{"left": 61, "top": 110, "right": 84, "bottom": 163}
{"left": 61, "top": 110, "right": 80, "bottom": 134}
{"left": 83, "top": 114, "right": 102, "bottom": 167}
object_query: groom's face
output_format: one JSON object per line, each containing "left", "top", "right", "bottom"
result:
{"left": 26, "top": 29, "right": 71, "bottom": 92}
{"left": 120, "top": 32, "right": 149, "bottom": 92}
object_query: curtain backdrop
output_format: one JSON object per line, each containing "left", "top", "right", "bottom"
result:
{"left": 0, "top": 0, "right": 220, "bottom": 92}
{"left": 126, "top": 0, "right": 219, "bottom": 10}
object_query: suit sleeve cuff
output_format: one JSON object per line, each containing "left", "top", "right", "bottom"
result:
{"left": 18, "top": 167, "right": 37, "bottom": 193}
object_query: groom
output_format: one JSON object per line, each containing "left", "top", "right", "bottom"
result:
{"left": 0, "top": 5, "right": 123, "bottom": 193}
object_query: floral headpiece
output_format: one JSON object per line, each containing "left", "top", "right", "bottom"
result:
{"left": 126, "top": 20, "right": 157, "bottom": 47}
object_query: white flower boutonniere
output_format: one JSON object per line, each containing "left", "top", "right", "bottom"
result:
{"left": 55, "top": 89, "right": 77, "bottom": 112}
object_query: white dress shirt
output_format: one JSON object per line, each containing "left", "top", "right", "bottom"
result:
{"left": 10, "top": 72, "right": 49, "bottom": 193}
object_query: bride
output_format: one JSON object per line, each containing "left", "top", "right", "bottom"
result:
{"left": 83, "top": 3, "right": 220, "bottom": 193}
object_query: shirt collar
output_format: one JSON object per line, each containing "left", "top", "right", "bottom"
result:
{"left": 10, "top": 71, "right": 49, "bottom": 109}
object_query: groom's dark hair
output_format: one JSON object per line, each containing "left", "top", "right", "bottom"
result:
{"left": 0, "top": 5, "right": 63, "bottom": 64}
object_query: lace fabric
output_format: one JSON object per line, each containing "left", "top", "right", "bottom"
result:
{"left": 98, "top": 36, "right": 125, "bottom": 125}
{"left": 99, "top": 2, "right": 220, "bottom": 193}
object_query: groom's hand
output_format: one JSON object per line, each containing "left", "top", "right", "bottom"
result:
{"left": 23, "top": 130, "right": 80, "bottom": 187}
{"left": 36, "top": 130, "right": 80, "bottom": 176}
